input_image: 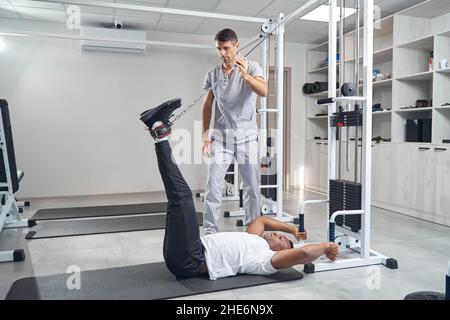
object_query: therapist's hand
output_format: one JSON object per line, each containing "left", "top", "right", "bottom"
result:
{"left": 202, "top": 140, "right": 211, "bottom": 157}
{"left": 236, "top": 57, "right": 249, "bottom": 80}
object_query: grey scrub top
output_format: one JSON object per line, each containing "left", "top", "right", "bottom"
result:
{"left": 203, "top": 61, "right": 264, "bottom": 143}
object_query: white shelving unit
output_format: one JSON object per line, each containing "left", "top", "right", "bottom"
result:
{"left": 391, "top": 0, "right": 450, "bottom": 146}
{"left": 303, "top": 0, "right": 450, "bottom": 226}
{"left": 304, "top": 14, "right": 394, "bottom": 141}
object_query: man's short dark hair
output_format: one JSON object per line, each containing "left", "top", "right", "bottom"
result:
{"left": 215, "top": 29, "right": 238, "bottom": 43}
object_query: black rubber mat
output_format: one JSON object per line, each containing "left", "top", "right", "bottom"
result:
{"left": 25, "top": 213, "right": 203, "bottom": 239}
{"left": 30, "top": 202, "right": 168, "bottom": 220}
{"left": 6, "top": 262, "right": 303, "bottom": 300}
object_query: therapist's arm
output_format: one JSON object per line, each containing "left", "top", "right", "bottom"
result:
{"left": 202, "top": 90, "right": 214, "bottom": 157}
{"left": 236, "top": 57, "right": 268, "bottom": 97}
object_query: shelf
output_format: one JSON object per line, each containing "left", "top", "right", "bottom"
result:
{"left": 395, "top": 107, "right": 433, "bottom": 113}
{"left": 435, "top": 106, "right": 450, "bottom": 110}
{"left": 308, "top": 116, "right": 328, "bottom": 120}
{"left": 374, "top": 16, "right": 394, "bottom": 38}
{"left": 374, "top": 47, "right": 394, "bottom": 65}
{"left": 373, "top": 79, "right": 393, "bottom": 89}
{"left": 342, "top": 15, "right": 394, "bottom": 39}
{"left": 355, "top": 79, "right": 392, "bottom": 89}
{"left": 344, "top": 56, "right": 361, "bottom": 63}
{"left": 396, "top": 70, "right": 433, "bottom": 81}
{"left": 438, "top": 30, "right": 450, "bottom": 37}
{"left": 305, "top": 89, "right": 339, "bottom": 98}
{"left": 308, "top": 63, "right": 340, "bottom": 74}
{"left": 308, "top": 66, "right": 328, "bottom": 74}
{"left": 309, "top": 41, "right": 328, "bottom": 52}
{"left": 372, "top": 110, "right": 392, "bottom": 116}
{"left": 344, "top": 47, "right": 393, "bottom": 65}
{"left": 305, "top": 91, "right": 327, "bottom": 98}
{"left": 308, "top": 111, "right": 391, "bottom": 119}
{"left": 436, "top": 68, "right": 450, "bottom": 74}
{"left": 400, "top": 141, "right": 432, "bottom": 145}
{"left": 398, "top": 35, "right": 434, "bottom": 50}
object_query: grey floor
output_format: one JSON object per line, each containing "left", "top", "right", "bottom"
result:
{"left": 1, "top": 188, "right": 449, "bottom": 300}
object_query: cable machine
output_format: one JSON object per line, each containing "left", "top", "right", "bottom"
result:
{"left": 298, "top": 0, "right": 398, "bottom": 273}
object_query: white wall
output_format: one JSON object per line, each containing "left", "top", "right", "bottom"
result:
{"left": 0, "top": 21, "right": 308, "bottom": 198}
{"left": 0, "top": 34, "right": 219, "bottom": 198}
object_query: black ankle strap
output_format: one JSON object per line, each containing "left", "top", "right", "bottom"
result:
{"left": 150, "top": 121, "right": 172, "bottom": 139}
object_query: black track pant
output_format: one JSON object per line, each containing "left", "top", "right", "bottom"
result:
{"left": 155, "top": 141, "right": 206, "bottom": 277}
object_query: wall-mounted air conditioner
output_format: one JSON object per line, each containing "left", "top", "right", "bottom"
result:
{"left": 80, "top": 27, "right": 147, "bottom": 54}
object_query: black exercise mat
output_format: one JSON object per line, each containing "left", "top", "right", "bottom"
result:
{"left": 30, "top": 202, "right": 168, "bottom": 221}
{"left": 25, "top": 213, "right": 203, "bottom": 239}
{"left": 6, "top": 262, "right": 303, "bottom": 300}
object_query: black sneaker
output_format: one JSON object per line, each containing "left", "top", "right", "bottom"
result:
{"left": 139, "top": 98, "right": 182, "bottom": 129}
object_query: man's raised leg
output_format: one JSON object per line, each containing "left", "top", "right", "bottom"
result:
{"left": 140, "top": 99, "right": 206, "bottom": 277}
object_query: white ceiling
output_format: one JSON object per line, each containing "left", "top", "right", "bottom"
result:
{"left": 0, "top": 0, "right": 427, "bottom": 43}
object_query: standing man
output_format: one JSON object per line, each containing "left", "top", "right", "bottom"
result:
{"left": 202, "top": 29, "right": 268, "bottom": 234}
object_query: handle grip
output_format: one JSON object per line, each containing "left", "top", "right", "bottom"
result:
{"left": 329, "top": 222, "right": 335, "bottom": 242}
{"left": 298, "top": 214, "right": 305, "bottom": 232}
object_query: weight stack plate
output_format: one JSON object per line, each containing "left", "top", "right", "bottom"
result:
{"left": 330, "top": 110, "right": 363, "bottom": 127}
{"left": 329, "top": 179, "right": 362, "bottom": 232}
{"left": 261, "top": 173, "right": 277, "bottom": 201}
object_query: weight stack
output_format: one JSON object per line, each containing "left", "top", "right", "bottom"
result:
{"left": 225, "top": 164, "right": 234, "bottom": 184}
{"left": 330, "top": 110, "right": 362, "bottom": 127}
{"left": 261, "top": 173, "right": 277, "bottom": 201}
{"left": 261, "top": 156, "right": 277, "bottom": 201}
{"left": 329, "top": 180, "right": 362, "bottom": 232}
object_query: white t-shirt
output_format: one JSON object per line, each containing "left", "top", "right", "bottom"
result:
{"left": 200, "top": 232, "right": 278, "bottom": 280}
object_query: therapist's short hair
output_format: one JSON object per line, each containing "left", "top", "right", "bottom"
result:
{"left": 215, "top": 29, "right": 238, "bottom": 43}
